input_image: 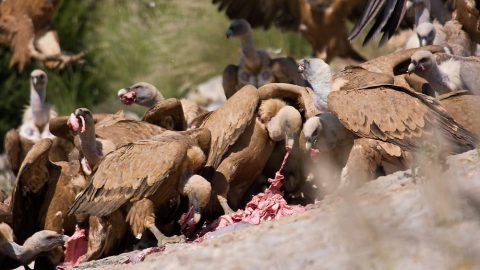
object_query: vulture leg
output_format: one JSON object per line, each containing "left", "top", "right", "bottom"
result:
{"left": 127, "top": 199, "right": 185, "bottom": 247}
{"left": 338, "top": 138, "right": 383, "bottom": 191}
{"left": 222, "top": 64, "right": 239, "bottom": 99}
{"left": 271, "top": 58, "right": 306, "bottom": 86}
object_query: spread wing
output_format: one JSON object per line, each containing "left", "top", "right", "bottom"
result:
{"left": 212, "top": 0, "right": 300, "bottom": 29}
{"left": 258, "top": 83, "right": 319, "bottom": 119}
{"left": 328, "top": 84, "right": 478, "bottom": 154}
{"left": 349, "top": 0, "right": 407, "bottom": 46}
{"left": 68, "top": 138, "right": 189, "bottom": 217}
{"left": 200, "top": 85, "right": 260, "bottom": 169}
{"left": 143, "top": 98, "right": 187, "bottom": 131}
{"left": 11, "top": 138, "right": 61, "bottom": 243}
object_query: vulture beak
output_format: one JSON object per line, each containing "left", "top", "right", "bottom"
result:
{"left": 225, "top": 29, "right": 234, "bottom": 38}
{"left": 118, "top": 88, "right": 136, "bottom": 105}
{"left": 407, "top": 63, "right": 416, "bottom": 74}
{"left": 67, "top": 112, "right": 86, "bottom": 134}
{"left": 420, "top": 38, "right": 428, "bottom": 47}
{"left": 285, "top": 134, "right": 295, "bottom": 150}
{"left": 305, "top": 141, "right": 312, "bottom": 152}
{"left": 193, "top": 207, "right": 202, "bottom": 224}
{"left": 32, "top": 77, "right": 38, "bottom": 85}
{"left": 62, "top": 235, "right": 70, "bottom": 243}
{"left": 298, "top": 63, "right": 305, "bottom": 73}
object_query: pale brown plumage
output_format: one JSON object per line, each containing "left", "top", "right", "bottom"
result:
{"left": 258, "top": 83, "right": 319, "bottom": 119}
{"left": 0, "top": 0, "right": 84, "bottom": 71}
{"left": 437, "top": 91, "right": 480, "bottom": 137}
{"left": 200, "top": 85, "right": 260, "bottom": 170}
{"left": 143, "top": 98, "right": 187, "bottom": 131}
{"left": 328, "top": 83, "right": 478, "bottom": 154}
{"left": 214, "top": 0, "right": 367, "bottom": 62}
{"left": 453, "top": 0, "right": 480, "bottom": 44}
{"left": 11, "top": 139, "right": 86, "bottom": 247}
{"left": 68, "top": 130, "right": 211, "bottom": 246}
{"left": 222, "top": 19, "right": 305, "bottom": 98}
{"left": 0, "top": 222, "right": 68, "bottom": 269}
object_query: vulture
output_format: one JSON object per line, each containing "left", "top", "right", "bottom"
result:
{"left": 407, "top": 50, "right": 480, "bottom": 95}
{"left": 66, "top": 108, "right": 166, "bottom": 174}
{"left": 213, "top": 0, "right": 367, "bottom": 62}
{"left": 348, "top": 0, "right": 480, "bottom": 46}
{"left": 0, "top": 222, "right": 68, "bottom": 270}
{"left": 118, "top": 82, "right": 204, "bottom": 128}
{"left": 407, "top": 20, "right": 476, "bottom": 56}
{"left": 0, "top": 0, "right": 84, "bottom": 71}
{"left": 10, "top": 138, "right": 86, "bottom": 267}
{"left": 222, "top": 19, "right": 304, "bottom": 98}
{"left": 4, "top": 69, "right": 57, "bottom": 175}
{"left": 68, "top": 130, "right": 212, "bottom": 247}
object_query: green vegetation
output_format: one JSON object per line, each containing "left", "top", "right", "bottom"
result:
{"left": 0, "top": 0, "right": 398, "bottom": 151}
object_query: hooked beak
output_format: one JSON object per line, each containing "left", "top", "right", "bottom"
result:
{"left": 62, "top": 235, "right": 70, "bottom": 243}
{"left": 118, "top": 88, "right": 136, "bottom": 105}
{"left": 420, "top": 38, "right": 428, "bottom": 47}
{"left": 286, "top": 134, "right": 295, "bottom": 150}
{"left": 407, "top": 63, "right": 416, "bottom": 74}
{"left": 305, "top": 141, "right": 312, "bottom": 152}
{"left": 225, "top": 29, "right": 233, "bottom": 38}
{"left": 298, "top": 63, "right": 305, "bottom": 73}
{"left": 193, "top": 207, "right": 202, "bottom": 224}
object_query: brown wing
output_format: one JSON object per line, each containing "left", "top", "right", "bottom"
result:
{"left": 270, "top": 57, "right": 305, "bottom": 86}
{"left": 11, "top": 138, "right": 61, "bottom": 243}
{"left": 454, "top": 0, "right": 480, "bottom": 44}
{"left": 143, "top": 98, "right": 186, "bottom": 130}
{"left": 328, "top": 84, "right": 478, "bottom": 154}
{"left": 4, "top": 129, "right": 22, "bottom": 175}
{"left": 223, "top": 64, "right": 239, "bottom": 99}
{"left": 0, "top": 14, "right": 34, "bottom": 71}
{"left": 95, "top": 120, "right": 165, "bottom": 148}
{"left": 258, "top": 83, "right": 319, "bottom": 119}
{"left": 68, "top": 138, "right": 189, "bottom": 217}
{"left": 358, "top": 45, "right": 445, "bottom": 75}
{"left": 212, "top": 0, "right": 300, "bottom": 29}
{"left": 49, "top": 113, "right": 124, "bottom": 141}
{"left": 439, "top": 92, "right": 480, "bottom": 137}
{"left": 200, "top": 85, "right": 260, "bottom": 169}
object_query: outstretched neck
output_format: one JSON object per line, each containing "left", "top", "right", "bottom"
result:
{"left": 305, "top": 67, "right": 332, "bottom": 111}
{"left": 4, "top": 242, "right": 35, "bottom": 264}
{"left": 30, "top": 85, "right": 49, "bottom": 128}
{"left": 414, "top": 1, "right": 431, "bottom": 25}
{"left": 240, "top": 34, "right": 261, "bottom": 71}
{"left": 79, "top": 128, "right": 101, "bottom": 168}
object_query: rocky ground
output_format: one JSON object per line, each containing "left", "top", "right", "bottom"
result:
{"left": 69, "top": 149, "right": 480, "bottom": 270}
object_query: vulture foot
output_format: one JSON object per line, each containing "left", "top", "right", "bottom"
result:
{"left": 148, "top": 225, "right": 185, "bottom": 247}
{"left": 217, "top": 195, "right": 234, "bottom": 215}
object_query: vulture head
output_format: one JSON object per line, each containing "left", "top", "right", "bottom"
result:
{"left": 117, "top": 82, "right": 163, "bottom": 108}
{"left": 267, "top": 106, "right": 302, "bottom": 149}
{"left": 67, "top": 108, "right": 94, "bottom": 135}
{"left": 225, "top": 19, "right": 251, "bottom": 39}
{"left": 298, "top": 58, "right": 332, "bottom": 111}
{"left": 30, "top": 69, "right": 48, "bottom": 92}
{"left": 302, "top": 113, "right": 348, "bottom": 156}
{"left": 416, "top": 22, "right": 436, "bottom": 47}
{"left": 22, "top": 230, "right": 69, "bottom": 253}
{"left": 407, "top": 50, "right": 435, "bottom": 74}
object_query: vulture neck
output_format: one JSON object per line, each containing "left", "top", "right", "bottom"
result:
{"left": 304, "top": 66, "right": 332, "bottom": 112}
{"left": 1, "top": 241, "right": 36, "bottom": 264}
{"left": 240, "top": 34, "right": 262, "bottom": 71}
{"left": 144, "top": 88, "right": 163, "bottom": 108}
{"left": 423, "top": 63, "right": 454, "bottom": 95}
{"left": 30, "top": 84, "right": 50, "bottom": 128}
{"left": 414, "top": 0, "right": 431, "bottom": 25}
{"left": 78, "top": 126, "right": 101, "bottom": 168}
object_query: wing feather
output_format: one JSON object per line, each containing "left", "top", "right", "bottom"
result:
{"left": 68, "top": 138, "right": 188, "bottom": 217}
{"left": 328, "top": 84, "right": 478, "bottom": 153}
{"left": 201, "top": 85, "right": 260, "bottom": 169}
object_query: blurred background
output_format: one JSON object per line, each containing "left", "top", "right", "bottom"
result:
{"left": 0, "top": 0, "right": 398, "bottom": 151}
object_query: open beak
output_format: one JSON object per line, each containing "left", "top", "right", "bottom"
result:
{"left": 67, "top": 113, "right": 86, "bottom": 134}
{"left": 118, "top": 89, "right": 136, "bottom": 105}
